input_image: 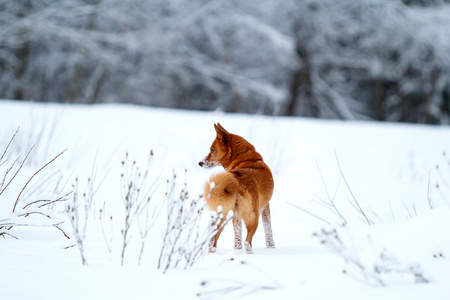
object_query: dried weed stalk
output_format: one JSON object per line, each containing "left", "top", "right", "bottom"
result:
{"left": 1, "top": 128, "right": 68, "bottom": 239}
{"left": 197, "top": 259, "right": 281, "bottom": 299}
{"left": 66, "top": 155, "right": 105, "bottom": 265}
{"left": 314, "top": 226, "right": 429, "bottom": 287}
{"left": 66, "top": 178, "right": 89, "bottom": 265}
{"left": 158, "top": 170, "right": 232, "bottom": 274}
{"left": 289, "top": 151, "right": 374, "bottom": 226}
{"left": 120, "top": 150, "right": 159, "bottom": 265}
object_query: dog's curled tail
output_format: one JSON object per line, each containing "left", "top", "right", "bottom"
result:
{"left": 204, "top": 172, "right": 239, "bottom": 215}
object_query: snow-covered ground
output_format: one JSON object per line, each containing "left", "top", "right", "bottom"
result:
{"left": 0, "top": 100, "right": 449, "bottom": 299}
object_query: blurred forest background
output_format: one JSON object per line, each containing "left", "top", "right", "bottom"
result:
{"left": 1, "top": 0, "right": 450, "bottom": 124}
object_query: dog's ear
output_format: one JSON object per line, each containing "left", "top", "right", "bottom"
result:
{"left": 214, "top": 123, "right": 230, "bottom": 143}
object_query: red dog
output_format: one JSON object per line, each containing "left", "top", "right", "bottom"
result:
{"left": 199, "top": 123, "right": 275, "bottom": 254}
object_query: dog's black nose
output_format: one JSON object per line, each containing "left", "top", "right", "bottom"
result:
{"left": 198, "top": 161, "right": 204, "bottom": 167}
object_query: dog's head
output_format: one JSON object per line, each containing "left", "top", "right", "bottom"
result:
{"left": 198, "top": 123, "right": 230, "bottom": 169}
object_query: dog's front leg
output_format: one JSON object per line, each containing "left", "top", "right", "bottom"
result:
{"left": 233, "top": 217, "right": 242, "bottom": 249}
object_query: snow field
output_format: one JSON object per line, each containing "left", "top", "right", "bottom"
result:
{"left": 0, "top": 100, "right": 450, "bottom": 299}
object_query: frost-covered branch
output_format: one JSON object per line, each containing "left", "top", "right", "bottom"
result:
{"left": 120, "top": 150, "right": 159, "bottom": 265}
{"left": 158, "top": 170, "right": 232, "bottom": 274}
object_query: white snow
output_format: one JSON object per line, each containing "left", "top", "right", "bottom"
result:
{"left": 0, "top": 100, "right": 449, "bottom": 299}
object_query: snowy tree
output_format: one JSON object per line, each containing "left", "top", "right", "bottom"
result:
{"left": 1, "top": 0, "right": 449, "bottom": 123}
{"left": 287, "top": 0, "right": 450, "bottom": 123}
{"left": 0, "top": 0, "right": 297, "bottom": 114}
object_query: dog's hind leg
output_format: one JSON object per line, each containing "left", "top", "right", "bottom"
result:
{"left": 244, "top": 219, "right": 258, "bottom": 254}
{"left": 233, "top": 217, "right": 242, "bottom": 249}
{"left": 208, "top": 238, "right": 216, "bottom": 254}
{"left": 209, "top": 220, "right": 226, "bottom": 253}
{"left": 262, "top": 204, "right": 275, "bottom": 248}
{"left": 244, "top": 241, "right": 253, "bottom": 254}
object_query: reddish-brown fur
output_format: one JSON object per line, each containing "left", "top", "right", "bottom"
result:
{"left": 199, "top": 123, "right": 275, "bottom": 254}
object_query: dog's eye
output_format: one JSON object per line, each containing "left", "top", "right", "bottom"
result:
{"left": 211, "top": 149, "right": 215, "bottom": 153}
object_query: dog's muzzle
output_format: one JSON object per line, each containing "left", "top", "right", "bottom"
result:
{"left": 198, "top": 159, "right": 217, "bottom": 169}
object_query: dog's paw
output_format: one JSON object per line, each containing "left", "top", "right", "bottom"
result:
{"left": 234, "top": 244, "right": 242, "bottom": 250}
{"left": 244, "top": 241, "right": 253, "bottom": 254}
{"left": 208, "top": 246, "right": 217, "bottom": 254}
{"left": 266, "top": 241, "right": 275, "bottom": 248}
